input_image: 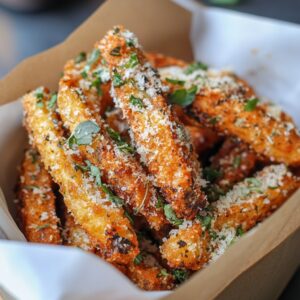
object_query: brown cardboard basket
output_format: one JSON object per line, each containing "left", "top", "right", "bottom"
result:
{"left": 0, "top": 0, "right": 299, "bottom": 299}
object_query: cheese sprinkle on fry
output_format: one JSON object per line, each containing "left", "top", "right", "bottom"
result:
{"left": 99, "top": 26, "right": 207, "bottom": 219}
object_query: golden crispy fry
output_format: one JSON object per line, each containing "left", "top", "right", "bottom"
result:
{"left": 18, "top": 148, "right": 62, "bottom": 244}
{"left": 209, "top": 138, "right": 257, "bottom": 192}
{"left": 99, "top": 26, "right": 206, "bottom": 219}
{"left": 127, "top": 254, "right": 174, "bottom": 291}
{"left": 191, "top": 75, "right": 300, "bottom": 166}
{"left": 22, "top": 88, "right": 139, "bottom": 265}
{"left": 63, "top": 212, "right": 95, "bottom": 252}
{"left": 57, "top": 85, "right": 168, "bottom": 231}
{"left": 160, "top": 222, "right": 209, "bottom": 270}
{"left": 146, "top": 52, "right": 187, "bottom": 68}
{"left": 161, "top": 164, "right": 299, "bottom": 270}
{"left": 62, "top": 51, "right": 112, "bottom": 117}
{"left": 158, "top": 63, "right": 300, "bottom": 166}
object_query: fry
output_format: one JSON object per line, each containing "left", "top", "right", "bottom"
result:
{"left": 23, "top": 87, "right": 139, "bottom": 265}
{"left": 99, "top": 26, "right": 206, "bottom": 219}
{"left": 18, "top": 148, "right": 62, "bottom": 244}
{"left": 63, "top": 212, "right": 95, "bottom": 252}
{"left": 206, "top": 138, "right": 257, "bottom": 197}
{"left": 58, "top": 82, "right": 168, "bottom": 231}
{"left": 161, "top": 164, "right": 299, "bottom": 270}
{"left": 62, "top": 51, "right": 112, "bottom": 117}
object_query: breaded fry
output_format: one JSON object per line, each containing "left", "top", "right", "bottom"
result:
{"left": 22, "top": 87, "right": 139, "bottom": 265}
{"left": 158, "top": 64, "right": 300, "bottom": 166}
{"left": 99, "top": 26, "right": 206, "bottom": 219}
{"left": 191, "top": 76, "right": 300, "bottom": 166}
{"left": 62, "top": 50, "right": 112, "bottom": 117}
{"left": 208, "top": 138, "right": 257, "bottom": 193}
{"left": 146, "top": 52, "right": 187, "bottom": 68}
{"left": 127, "top": 253, "right": 174, "bottom": 291}
{"left": 63, "top": 212, "right": 95, "bottom": 252}
{"left": 160, "top": 164, "right": 299, "bottom": 270}
{"left": 160, "top": 222, "right": 209, "bottom": 270}
{"left": 57, "top": 83, "right": 168, "bottom": 231}
{"left": 18, "top": 148, "right": 62, "bottom": 244}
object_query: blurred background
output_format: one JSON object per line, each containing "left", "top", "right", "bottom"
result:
{"left": 0, "top": 0, "right": 299, "bottom": 298}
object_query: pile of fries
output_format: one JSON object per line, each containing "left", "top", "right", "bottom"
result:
{"left": 17, "top": 26, "right": 300, "bottom": 290}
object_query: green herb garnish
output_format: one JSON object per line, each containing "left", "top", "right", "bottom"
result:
{"left": 75, "top": 52, "right": 87, "bottom": 64}
{"left": 85, "top": 49, "right": 100, "bottom": 71}
{"left": 185, "top": 61, "right": 208, "bottom": 74}
{"left": 165, "top": 78, "right": 185, "bottom": 86}
{"left": 197, "top": 215, "right": 212, "bottom": 230}
{"left": 209, "top": 230, "right": 218, "bottom": 240}
{"left": 244, "top": 98, "right": 259, "bottom": 112}
{"left": 36, "top": 224, "right": 50, "bottom": 231}
{"left": 164, "top": 204, "right": 183, "bottom": 226}
{"left": 233, "top": 156, "right": 241, "bottom": 169}
{"left": 172, "top": 269, "right": 188, "bottom": 283}
{"left": 68, "top": 120, "right": 100, "bottom": 149}
{"left": 124, "top": 210, "right": 134, "bottom": 225}
{"left": 106, "top": 127, "right": 134, "bottom": 154}
{"left": 169, "top": 85, "right": 197, "bottom": 107}
{"left": 101, "top": 183, "right": 124, "bottom": 207}
{"left": 209, "top": 116, "right": 220, "bottom": 125}
{"left": 110, "top": 46, "right": 121, "bottom": 56}
{"left": 35, "top": 88, "right": 44, "bottom": 107}
{"left": 236, "top": 226, "right": 244, "bottom": 236}
{"left": 156, "top": 195, "right": 164, "bottom": 209}
{"left": 23, "top": 185, "right": 39, "bottom": 191}
{"left": 47, "top": 92, "right": 57, "bottom": 110}
{"left": 133, "top": 253, "right": 143, "bottom": 265}
{"left": 81, "top": 70, "right": 88, "bottom": 79}
{"left": 129, "top": 95, "right": 144, "bottom": 109}
{"left": 112, "top": 72, "right": 124, "bottom": 87}
{"left": 203, "top": 167, "right": 222, "bottom": 182}
{"left": 125, "top": 53, "right": 139, "bottom": 68}
{"left": 157, "top": 268, "right": 169, "bottom": 278}
{"left": 90, "top": 78, "right": 103, "bottom": 96}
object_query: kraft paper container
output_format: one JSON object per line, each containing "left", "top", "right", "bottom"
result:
{"left": 0, "top": 0, "right": 299, "bottom": 299}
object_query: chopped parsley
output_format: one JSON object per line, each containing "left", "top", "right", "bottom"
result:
{"left": 155, "top": 195, "right": 164, "bottom": 209}
{"left": 68, "top": 120, "right": 100, "bottom": 149}
{"left": 75, "top": 52, "right": 87, "bottom": 64}
{"left": 172, "top": 269, "right": 188, "bottom": 283}
{"left": 169, "top": 85, "right": 197, "bottom": 107}
{"left": 163, "top": 204, "right": 183, "bottom": 226}
{"left": 209, "top": 230, "right": 218, "bottom": 240}
{"left": 166, "top": 78, "right": 185, "bottom": 86}
{"left": 35, "top": 88, "right": 44, "bottom": 107}
{"left": 101, "top": 183, "right": 124, "bottom": 207}
{"left": 184, "top": 61, "right": 208, "bottom": 74}
{"left": 112, "top": 72, "right": 124, "bottom": 87}
{"left": 47, "top": 92, "right": 57, "bottom": 110}
{"left": 86, "top": 160, "right": 102, "bottom": 186}
{"left": 197, "top": 214, "right": 212, "bottom": 230}
{"left": 81, "top": 70, "right": 88, "bottom": 79}
{"left": 90, "top": 77, "right": 103, "bottom": 96}
{"left": 233, "top": 156, "right": 241, "bottom": 169}
{"left": 110, "top": 46, "right": 121, "bottom": 56}
{"left": 244, "top": 98, "right": 259, "bottom": 112}
{"left": 157, "top": 268, "right": 169, "bottom": 278}
{"left": 236, "top": 226, "right": 244, "bottom": 236}
{"left": 133, "top": 253, "right": 143, "bottom": 265}
{"left": 84, "top": 49, "right": 100, "bottom": 72}
{"left": 23, "top": 185, "right": 39, "bottom": 191}
{"left": 36, "top": 224, "right": 50, "bottom": 231}
{"left": 209, "top": 116, "right": 220, "bottom": 125}
{"left": 106, "top": 127, "right": 134, "bottom": 154}
{"left": 125, "top": 53, "right": 139, "bottom": 68}
{"left": 124, "top": 211, "right": 134, "bottom": 225}
{"left": 113, "top": 27, "right": 120, "bottom": 34}
{"left": 203, "top": 167, "right": 222, "bottom": 182}
{"left": 129, "top": 95, "right": 144, "bottom": 109}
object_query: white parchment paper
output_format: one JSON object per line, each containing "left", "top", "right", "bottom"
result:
{"left": 1, "top": 1, "right": 300, "bottom": 299}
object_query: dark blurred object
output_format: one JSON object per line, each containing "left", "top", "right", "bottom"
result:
{"left": 0, "top": 0, "right": 60, "bottom": 12}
